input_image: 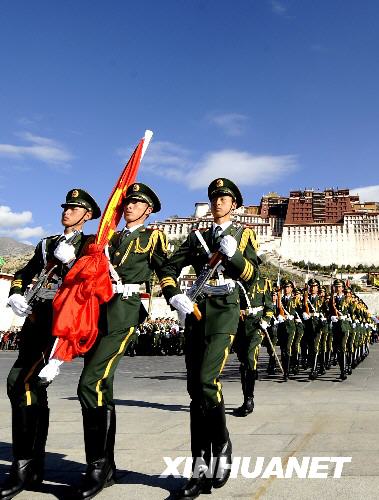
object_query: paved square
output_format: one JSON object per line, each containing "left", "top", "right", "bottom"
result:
{"left": 1, "top": 346, "right": 378, "bottom": 499}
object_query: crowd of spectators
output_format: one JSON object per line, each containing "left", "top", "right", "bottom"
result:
{"left": 0, "top": 327, "right": 21, "bottom": 351}
{"left": 125, "top": 317, "right": 185, "bottom": 356}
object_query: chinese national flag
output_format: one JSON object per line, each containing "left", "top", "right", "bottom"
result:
{"left": 51, "top": 131, "right": 153, "bottom": 361}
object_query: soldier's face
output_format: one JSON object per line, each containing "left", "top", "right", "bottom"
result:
{"left": 210, "top": 195, "right": 236, "bottom": 221}
{"left": 310, "top": 284, "right": 318, "bottom": 294}
{"left": 61, "top": 206, "right": 91, "bottom": 228}
{"left": 336, "top": 284, "right": 343, "bottom": 294}
{"left": 123, "top": 199, "right": 153, "bottom": 225}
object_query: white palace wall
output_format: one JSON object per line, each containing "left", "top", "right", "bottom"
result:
{"left": 280, "top": 219, "right": 379, "bottom": 266}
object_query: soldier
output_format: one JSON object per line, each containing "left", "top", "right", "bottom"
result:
{"left": 266, "top": 288, "right": 279, "bottom": 375}
{"left": 329, "top": 279, "right": 352, "bottom": 380}
{"left": 74, "top": 183, "right": 167, "bottom": 499}
{"left": 318, "top": 286, "right": 330, "bottom": 375}
{"left": 158, "top": 178, "right": 259, "bottom": 499}
{"left": 1, "top": 189, "right": 100, "bottom": 500}
{"left": 233, "top": 273, "right": 274, "bottom": 416}
{"left": 302, "top": 279, "right": 323, "bottom": 380}
{"left": 291, "top": 288, "right": 305, "bottom": 375}
{"left": 276, "top": 279, "right": 296, "bottom": 381}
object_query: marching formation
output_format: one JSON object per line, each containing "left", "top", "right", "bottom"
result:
{"left": 1, "top": 174, "right": 377, "bottom": 500}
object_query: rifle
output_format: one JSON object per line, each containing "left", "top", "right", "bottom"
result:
{"left": 277, "top": 289, "right": 286, "bottom": 317}
{"left": 24, "top": 230, "right": 80, "bottom": 308}
{"left": 186, "top": 225, "right": 244, "bottom": 320}
{"left": 303, "top": 284, "right": 310, "bottom": 315}
{"left": 261, "top": 324, "right": 284, "bottom": 374}
{"left": 329, "top": 279, "right": 339, "bottom": 318}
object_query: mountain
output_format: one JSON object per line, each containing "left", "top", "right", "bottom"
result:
{"left": 0, "top": 237, "right": 34, "bottom": 257}
{"left": 0, "top": 238, "right": 34, "bottom": 275}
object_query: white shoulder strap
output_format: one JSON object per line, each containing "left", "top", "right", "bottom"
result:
{"left": 104, "top": 244, "right": 122, "bottom": 284}
{"left": 41, "top": 238, "right": 48, "bottom": 266}
{"left": 194, "top": 230, "right": 211, "bottom": 257}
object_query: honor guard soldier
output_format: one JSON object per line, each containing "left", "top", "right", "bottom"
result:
{"left": 302, "top": 279, "right": 323, "bottom": 380}
{"left": 318, "top": 286, "right": 330, "bottom": 375}
{"left": 276, "top": 279, "right": 296, "bottom": 381}
{"left": 1, "top": 189, "right": 100, "bottom": 500}
{"left": 329, "top": 279, "right": 353, "bottom": 380}
{"left": 266, "top": 288, "right": 280, "bottom": 374}
{"left": 158, "top": 178, "right": 259, "bottom": 499}
{"left": 233, "top": 272, "right": 274, "bottom": 416}
{"left": 75, "top": 183, "right": 167, "bottom": 499}
{"left": 291, "top": 288, "right": 305, "bottom": 375}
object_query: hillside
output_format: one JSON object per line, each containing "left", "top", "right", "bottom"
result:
{"left": 0, "top": 237, "right": 34, "bottom": 274}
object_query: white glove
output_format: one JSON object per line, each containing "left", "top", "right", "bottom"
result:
{"left": 260, "top": 320, "right": 269, "bottom": 331}
{"left": 54, "top": 240, "right": 76, "bottom": 264}
{"left": 169, "top": 294, "right": 194, "bottom": 316}
{"left": 302, "top": 312, "right": 310, "bottom": 320}
{"left": 7, "top": 294, "right": 32, "bottom": 317}
{"left": 331, "top": 315, "right": 339, "bottom": 323}
{"left": 287, "top": 314, "right": 294, "bottom": 321}
{"left": 219, "top": 235, "right": 237, "bottom": 258}
{"left": 352, "top": 322, "right": 356, "bottom": 328}
{"left": 277, "top": 314, "right": 285, "bottom": 323}
{"left": 38, "top": 358, "right": 64, "bottom": 385}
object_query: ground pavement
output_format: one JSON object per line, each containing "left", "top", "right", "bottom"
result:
{"left": 0, "top": 345, "right": 378, "bottom": 499}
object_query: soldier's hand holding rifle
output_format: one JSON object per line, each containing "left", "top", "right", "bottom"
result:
{"left": 7, "top": 294, "right": 32, "bottom": 317}
{"left": 169, "top": 293, "right": 194, "bottom": 324}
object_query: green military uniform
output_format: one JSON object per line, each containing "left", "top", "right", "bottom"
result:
{"left": 317, "top": 287, "right": 330, "bottom": 374}
{"left": 329, "top": 280, "right": 353, "bottom": 380}
{"left": 1, "top": 189, "right": 99, "bottom": 500}
{"left": 158, "top": 178, "right": 259, "bottom": 497}
{"left": 276, "top": 280, "right": 297, "bottom": 380}
{"left": 302, "top": 279, "right": 324, "bottom": 380}
{"left": 75, "top": 183, "right": 167, "bottom": 500}
{"left": 291, "top": 289, "right": 305, "bottom": 375}
{"left": 233, "top": 274, "right": 274, "bottom": 416}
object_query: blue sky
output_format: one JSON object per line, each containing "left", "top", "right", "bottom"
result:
{"left": 0, "top": 0, "right": 378, "bottom": 243}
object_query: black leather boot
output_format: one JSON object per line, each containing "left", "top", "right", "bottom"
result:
{"left": 0, "top": 405, "right": 46, "bottom": 500}
{"left": 207, "top": 402, "right": 232, "bottom": 489}
{"left": 267, "top": 355, "right": 276, "bottom": 375}
{"left": 325, "top": 351, "right": 331, "bottom": 370}
{"left": 338, "top": 352, "right": 347, "bottom": 380}
{"left": 318, "top": 352, "right": 326, "bottom": 376}
{"left": 175, "top": 402, "right": 211, "bottom": 499}
{"left": 309, "top": 353, "right": 318, "bottom": 380}
{"left": 346, "top": 352, "right": 352, "bottom": 375}
{"left": 76, "top": 407, "right": 116, "bottom": 499}
{"left": 233, "top": 369, "right": 255, "bottom": 417}
{"left": 282, "top": 352, "right": 290, "bottom": 381}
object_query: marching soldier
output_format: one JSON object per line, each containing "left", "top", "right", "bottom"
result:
{"left": 158, "top": 178, "right": 259, "bottom": 499}
{"left": 302, "top": 279, "right": 323, "bottom": 380}
{"left": 1, "top": 189, "right": 100, "bottom": 500}
{"left": 233, "top": 273, "right": 274, "bottom": 416}
{"left": 276, "top": 279, "right": 296, "bottom": 381}
{"left": 329, "top": 279, "right": 353, "bottom": 380}
{"left": 266, "top": 288, "right": 279, "bottom": 375}
{"left": 318, "top": 286, "right": 330, "bottom": 375}
{"left": 74, "top": 183, "right": 167, "bottom": 499}
{"left": 291, "top": 288, "right": 305, "bottom": 375}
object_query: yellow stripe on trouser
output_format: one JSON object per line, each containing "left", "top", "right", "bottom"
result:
{"left": 251, "top": 345, "right": 260, "bottom": 370}
{"left": 96, "top": 326, "right": 134, "bottom": 406}
{"left": 24, "top": 350, "right": 49, "bottom": 406}
{"left": 214, "top": 334, "right": 235, "bottom": 403}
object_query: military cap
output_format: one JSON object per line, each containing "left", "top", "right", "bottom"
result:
{"left": 320, "top": 286, "right": 327, "bottom": 292}
{"left": 61, "top": 188, "right": 101, "bottom": 219}
{"left": 333, "top": 279, "right": 344, "bottom": 287}
{"left": 208, "top": 178, "right": 243, "bottom": 208}
{"left": 308, "top": 278, "right": 320, "bottom": 286}
{"left": 124, "top": 182, "right": 161, "bottom": 213}
{"left": 281, "top": 278, "right": 294, "bottom": 288}
{"left": 294, "top": 288, "right": 302, "bottom": 295}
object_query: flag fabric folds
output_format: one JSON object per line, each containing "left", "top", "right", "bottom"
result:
{"left": 50, "top": 130, "right": 153, "bottom": 362}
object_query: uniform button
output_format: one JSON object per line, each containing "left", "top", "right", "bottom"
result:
{"left": 115, "top": 251, "right": 120, "bottom": 256}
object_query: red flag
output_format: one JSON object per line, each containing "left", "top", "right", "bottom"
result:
{"left": 51, "top": 131, "right": 153, "bottom": 361}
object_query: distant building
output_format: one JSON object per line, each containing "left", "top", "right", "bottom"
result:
{"left": 151, "top": 187, "right": 379, "bottom": 267}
